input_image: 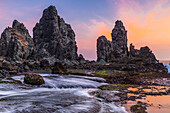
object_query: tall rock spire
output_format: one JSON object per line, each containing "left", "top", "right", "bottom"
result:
{"left": 111, "top": 20, "right": 128, "bottom": 58}
{"left": 33, "top": 5, "right": 78, "bottom": 61}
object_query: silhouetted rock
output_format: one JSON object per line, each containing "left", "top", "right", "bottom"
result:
{"left": 24, "top": 73, "right": 45, "bottom": 85}
{"left": 33, "top": 6, "right": 78, "bottom": 63}
{"left": 52, "top": 62, "right": 67, "bottom": 74}
{"left": 0, "top": 20, "right": 35, "bottom": 62}
{"left": 111, "top": 20, "right": 128, "bottom": 58}
{"left": 97, "top": 36, "right": 114, "bottom": 62}
{"left": 130, "top": 43, "right": 158, "bottom": 63}
{"left": 97, "top": 21, "right": 128, "bottom": 62}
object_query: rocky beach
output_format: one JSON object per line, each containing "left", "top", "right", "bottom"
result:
{"left": 0, "top": 5, "right": 169, "bottom": 113}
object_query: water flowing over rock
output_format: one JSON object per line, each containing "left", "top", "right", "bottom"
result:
{"left": 0, "top": 20, "right": 35, "bottom": 62}
{"left": 97, "top": 20, "right": 158, "bottom": 64}
{"left": 33, "top": 5, "right": 78, "bottom": 62}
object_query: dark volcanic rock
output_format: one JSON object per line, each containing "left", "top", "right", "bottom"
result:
{"left": 97, "top": 36, "right": 114, "bottom": 62}
{"left": 130, "top": 43, "right": 158, "bottom": 63}
{"left": 33, "top": 5, "right": 78, "bottom": 62}
{"left": 24, "top": 73, "right": 45, "bottom": 85}
{"left": 111, "top": 20, "right": 128, "bottom": 58}
{"left": 40, "top": 59, "right": 50, "bottom": 68}
{"left": 0, "top": 20, "right": 35, "bottom": 62}
{"left": 97, "top": 20, "right": 128, "bottom": 62}
{"left": 52, "top": 62, "right": 67, "bottom": 74}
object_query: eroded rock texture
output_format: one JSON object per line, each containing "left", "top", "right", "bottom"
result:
{"left": 111, "top": 20, "right": 128, "bottom": 58}
{"left": 0, "top": 20, "right": 35, "bottom": 62}
{"left": 33, "top": 5, "right": 78, "bottom": 62}
{"left": 97, "top": 20, "right": 128, "bottom": 62}
{"left": 129, "top": 43, "right": 158, "bottom": 63}
{"left": 97, "top": 36, "right": 114, "bottom": 62}
{"left": 97, "top": 20, "right": 159, "bottom": 64}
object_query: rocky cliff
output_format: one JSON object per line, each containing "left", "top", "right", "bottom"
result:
{"left": 0, "top": 20, "right": 35, "bottom": 62}
{"left": 33, "top": 6, "right": 78, "bottom": 63}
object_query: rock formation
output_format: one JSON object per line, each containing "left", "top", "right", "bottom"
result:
{"left": 33, "top": 5, "right": 78, "bottom": 62}
{"left": 0, "top": 20, "right": 35, "bottom": 62}
{"left": 97, "top": 20, "right": 159, "bottom": 64}
{"left": 129, "top": 43, "right": 158, "bottom": 63}
{"left": 111, "top": 20, "right": 128, "bottom": 58}
{"left": 97, "top": 36, "right": 114, "bottom": 62}
{"left": 97, "top": 20, "right": 128, "bottom": 62}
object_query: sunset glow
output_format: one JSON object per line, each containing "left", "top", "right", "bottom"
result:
{"left": 0, "top": 0, "right": 170, "bottom": 60}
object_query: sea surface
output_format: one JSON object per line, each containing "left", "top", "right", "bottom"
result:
{"left": 164, "top": 64, "right": 170, "bottom": 73}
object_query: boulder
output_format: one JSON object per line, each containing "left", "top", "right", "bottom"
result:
{"left": 52, "top": 62, "right": 67, "bottom": 74}
{"left": 0, "top": 20, "right": 35, "bottom": 62}
{"left": 33, "top": 5, "right": 78, "bottom": 62}
{"left": 2, "top": 61, "right": 12, "bottom": 70}
{"left": 24, "top": 73, "right": 45, "bottom": 85}
{"left": 9, "top": 70, "right": 18, "bottom": 75}
{"left": 40, "top": 59, "right": 50, "bottom": 68}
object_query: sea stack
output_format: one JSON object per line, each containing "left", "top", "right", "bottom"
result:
{"left": 33, "top": 5, "right": 78, "bottom": 63}
{"left": 97, "top": 20, "right": 159, "bottom": 64}
{"left": 0, "top": 20, "right": 35, "bottom": 62}
{"left": 97, "top": 20, "right": 128, "bottom": 62}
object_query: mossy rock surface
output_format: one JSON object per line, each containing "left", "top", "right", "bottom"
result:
{"left": 24, "top": 73, "right": 45, "bottom": 85}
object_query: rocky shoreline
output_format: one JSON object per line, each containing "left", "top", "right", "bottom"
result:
{"left": 0, "top": 5, "right": 169, "bottom": 113}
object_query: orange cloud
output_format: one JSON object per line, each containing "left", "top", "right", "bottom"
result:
{"left": 72, "top": 19, "right": 113, "bottom": 60}
{"left": 115, "top": 0, "right": 170, "bottom": 60}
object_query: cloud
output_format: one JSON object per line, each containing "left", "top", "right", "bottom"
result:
{"left": 72, "top": 19, "right": 112, "bottom": 60}
{"left": 112, "top": 0, "right": 170, "bottom": 60}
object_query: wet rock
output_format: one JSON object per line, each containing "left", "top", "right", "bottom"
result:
{"left": 0, "top": 20, "right": 35, "bottom": 62}
{"left": 52, "top": 62, "right": 67, "bottom": 74}
{"left": 128, "top": 96, "right": 136, "bottom": 101}
{"left": 0, "top": 69, "right": 10, "bottom": 77}
{"left": 33, "top": 5, "right": 78, "bottom": 62}
{"left": 9, "top": 70, "right": 18, "bottom": 75}
{"left": 24, "top": 73, "right": 45, "bottom": 85}
{"left": 2, "top": 61, "right": 12, "bottom": 70}
{"left": 24, "top": 65, "right": 30, "bottom": 71}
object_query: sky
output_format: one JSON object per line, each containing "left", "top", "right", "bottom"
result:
{"left": 0, "top": 0, "right": 170, "bottom": 60}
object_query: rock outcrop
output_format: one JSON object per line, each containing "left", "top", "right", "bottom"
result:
{"left": 97, "top": 36, "right": 114, "bottom": 62}
{"left": 111, "top": 20, "right": 128, "bottom": 58}
{"left": 0, "top": 20, "right": 35, "bottom": 62}
{"left": 130, "top": 44, "right": 158, "bottom": 63}
{"left": 97, "top": 20, "right": 128, "bottom": 62}
{"left": 33, "top": 6, "right": 78, "bottom": 63}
